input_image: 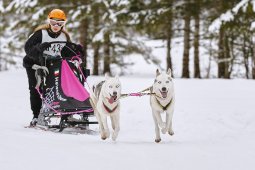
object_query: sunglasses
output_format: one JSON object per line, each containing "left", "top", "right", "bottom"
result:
{"left": 48, "top": 19, "right": 66, "bottom": 27}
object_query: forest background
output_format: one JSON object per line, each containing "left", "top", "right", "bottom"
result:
{"left": 1, "top": 0, "right": 255, "bottom": 79}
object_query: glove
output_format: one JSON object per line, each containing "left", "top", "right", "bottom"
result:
{"left": 76, "top": 44, "right": 85, "bottom": 56}
{"left": 37, "top": 68, "right": 48, "bottom": 77}
{"left": 37, "top": 42, "right": 51, "bottom": 52}
{"left": 32, "top": 64, "right": 49, "bottom": 77}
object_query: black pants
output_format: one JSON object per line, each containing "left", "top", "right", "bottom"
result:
{"left": 26, "top": 67, "right": 42, "bottom": 118}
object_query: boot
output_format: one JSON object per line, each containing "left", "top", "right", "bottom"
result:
{"left": 30, "top": 117, "right": 38, "bottom": 127}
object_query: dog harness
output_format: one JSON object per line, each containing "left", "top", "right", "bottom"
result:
{"left": 103, "top": 102, "right": 118, "bottom": 113}
{"left": 155, "top": 97, "right": 173, "bottom": 111}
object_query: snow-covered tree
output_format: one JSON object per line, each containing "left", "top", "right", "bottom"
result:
{"left": 209, "top": 0, "right": 255, "bottom": 79}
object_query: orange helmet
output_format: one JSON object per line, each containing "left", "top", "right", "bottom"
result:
{"left": 48, "top": 9, "right": 67, "bottom": 21}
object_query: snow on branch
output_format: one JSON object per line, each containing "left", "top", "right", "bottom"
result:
{"left": 0, "top": 1, "right": 4, "bottom": 12}
{"left": 209, "top": 0, "right": 251, "bottom": 33}
{"left": 6, "top": 0, "right": 37, "bottom": 12}
{"left": 32, "top": 7, "right": 46, "bottom": 20}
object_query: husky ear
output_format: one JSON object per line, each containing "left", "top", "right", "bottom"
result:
{"left": 156, "top": 69, "right": 160, "bottom": 77}
{"left": 167, "top": 68, "right": 172, "bottom": 76}
{"left": 105, "top": 73, "right": 110, "bottom": 80}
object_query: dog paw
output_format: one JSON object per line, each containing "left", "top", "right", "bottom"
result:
{"left": 161, "top": 128, "right": 167, "bottom": 134}
{"left": 112, "top": 132, "right": 118, "bottom": 141}
{"left": 105, "top": 130, "right": 110, "bottom": 138}
{"left": 101, "top": 135, "right": 107, "bottom": 140}
{"left": 101, "top": 131, "right": 108, "bottom": 140}
{"left": 168, "top": 130, "right": 174, "bottom": 136}
{"left": 112, "top": 135, "right": 117, "bottom": 141}
{"left": 155, "top": 138, "right": 161, "bottom": 143}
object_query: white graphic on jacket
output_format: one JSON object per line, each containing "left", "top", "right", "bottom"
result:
{"left": 41, "top": 30, "right": 67, "bottom": 57}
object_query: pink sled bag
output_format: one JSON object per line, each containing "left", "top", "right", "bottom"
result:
{"left": 61, "top": 60, "right": 90, "bottom": 101}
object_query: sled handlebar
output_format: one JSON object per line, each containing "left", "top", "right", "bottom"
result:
{"left": 46, "top": 41, "right": 81, "bottom": 46}
{"left": 39, "top": 41, "right": 83, "bottom": 62}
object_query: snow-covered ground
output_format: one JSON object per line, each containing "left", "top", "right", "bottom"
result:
{"left": 0, "top": 69, "right": 255, "bottom": 170}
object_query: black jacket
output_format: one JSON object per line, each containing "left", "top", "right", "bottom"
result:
{"left": 23, "top": 29, "right": 63, "bottom": 68}
{"left": 24, "top": 28, "right": 85, "bottom": 68}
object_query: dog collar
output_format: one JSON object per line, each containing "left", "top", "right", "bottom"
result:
{"left": 103, "top": 102, "right": 118, "bottom": 113}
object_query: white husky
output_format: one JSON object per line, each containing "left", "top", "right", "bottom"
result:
{"left": 90, "top": 74, "right": 121, "bottom": 141}
{"left": 150, "top": 68, "right": 175, "bottom": 143}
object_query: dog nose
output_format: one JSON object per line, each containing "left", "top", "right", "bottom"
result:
{"left": 113, "top": 91, "right": 117, "bottom": 96}
{"left": 162, "top": 87, "right": 167, "bottom": 92}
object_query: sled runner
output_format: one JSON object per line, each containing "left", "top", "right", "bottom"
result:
{"left": 32, "top": 41, "right": 97, "bottom": 132}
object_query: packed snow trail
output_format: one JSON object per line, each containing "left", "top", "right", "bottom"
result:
{"left": 0, "top": 70, "right": 255, "bottom": 170}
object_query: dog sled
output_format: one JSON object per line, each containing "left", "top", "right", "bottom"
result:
{"left": 31, "top": 41, "right": 97, "bottom": 133}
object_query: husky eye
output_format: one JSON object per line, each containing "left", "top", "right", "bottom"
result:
{"left": 109, "top": 85, "right": 113, "bottom": 88}
{"left": 116, "top": 84, "right": 120, "bottom": 88}
{"left": 166, "top": 81, "right": 170, "bottom": 83}
{"left": 158, "top": 81, "right": 161, "bottom": 84}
